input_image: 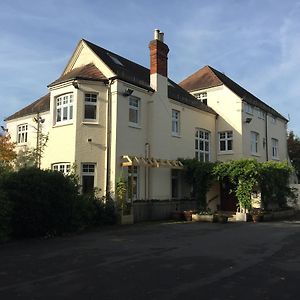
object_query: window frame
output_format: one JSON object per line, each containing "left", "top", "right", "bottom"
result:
{"left": 218, "top": 131, "right": 233, "bottom": 152}
{"left": 17, "top": 123, "right": 28, "bottom": 144}
{"left": 194, "top": 92, "right": 207, "bottom": 105}
{"left": 195, "top": 128, "right": 210, "bottom": 162}
{"left": 245, "top": 103, "right": 254, "bottom": 115}
{"left": 128, "top": 96, "right": 141, "bottom": 127}
{"left": 251, "top": 131, "right": 259, "bottom": 155}
{"left": 84, "top": 93, "right": 98, "bottom": 122}
{"left": 81, "top": 163, "right": 96, "bottom": 194}
{"left": 172, "top": 109, "right": 180, "bottom": 136}
{"left": 128, "top": 166, "right": 139, "bottom": 201}
{"left": 271, "top": 138, "right": 279, "bottom": 159}
{"left": 52, "top": 162, "right": 71, "bottom": 175}
{"left": 55, "top": 93, "right": 74, "bottom": 125}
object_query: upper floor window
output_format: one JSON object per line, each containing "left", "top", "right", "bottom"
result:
{"left": 84, "top": 93, "right": 97, "bottom": 121}
{"left": 257, "top": 108, "right": 266, "bottom": 120}
{"left": 195, "top": 92, "right": 207, "bottom": 105}
{"left": 245, "top": 103, "right": 254, "bottom": 115}
{"left": 219, "top": 131, "right": 233, "bottom": 152}
{"left": 172, "top": 109, "right": 180, "bottom": 136}
{"left": 17, "top": 124, "right": 28, "bottom": 144}
{"left": 271, "top": 138, "right": 279, "bottom": 158}
{"left": 56, "top": 93, "right": 73, "bottom": 124}
{"left": 271, "top": 115, "right": 277, "bottom": 124}
{"left": 251, "top": 131, "right": 259, "bottom": 154}
{"left": 195, "top": 129, "right": 210, "bottom": 162}
{"left": 129, "top": 96, "right": 140, "bottom": 126}
{"left": 52, "top": 162, "right": 71, "bottom": 175}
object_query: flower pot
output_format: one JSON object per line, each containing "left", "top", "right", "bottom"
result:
{"left": 252, "top": 214, "right": 263, "bottom": 223}
{"left": 183, "top": 210, "right": 193, "bottom": 221}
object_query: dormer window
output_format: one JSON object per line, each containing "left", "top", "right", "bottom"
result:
{"left": 56, "top": 93, "right": 73, "bottom": 124}
{"left": 195, "top": 92, "right": 207, "bottom": 105}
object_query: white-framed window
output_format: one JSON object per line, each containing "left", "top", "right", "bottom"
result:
{"left": 257, "top": 108, "right": 266, "bottom": 120}
{"left": 219, "top": 131, "right": 233, "bottom": 152}
{"left": 82, "top": 163, "right": 96, "bottom": 194}
{"left": 84, "top": 93, "right": 97, "bottom": 121}
{"left": 271, "top": 138, "right": 279, "bottom": 158}
{"left": 52, "top": 163, "right": 71, "bottom": 175}
{"left": 56, "top": 93, "right": 73, "bottom": 124}
{"left": 128, "top": 166, "right": 139, "bottom": 201}
{"left": 172, "top": 109, "right": 180, "bottom": 136}
{"left": 129, "top": 96, "right": 140, "bottom": 126}
{"left": 245, "top": 103, "right": 254, "bottom": 115}
{"left": 17, "top": 124, "right": 28, "bottom": 144}
{"left": 195, "top": 129, "right": 210, "bottom": 162}
{"left": 251, "top": 131, "right": 259, "bottom": 154}
{"left": 194, "top": 92, "right": 207, "bottom": 105}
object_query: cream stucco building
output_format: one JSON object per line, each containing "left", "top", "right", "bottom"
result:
{"left": 5, "top": 30, "right": 288, "bottom": 213}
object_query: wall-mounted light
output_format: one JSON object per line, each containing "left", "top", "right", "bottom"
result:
{"left": 87, "top": 138, "right": 92, "bottom": 143}
{"left": 1, "top": 126, "right": 8, "bottom": 132}
{"left": 123, "top": 88, "right": 134, "bottom": 97}
{"left": 245, "top": 117, "right": 252, "bottom": 123}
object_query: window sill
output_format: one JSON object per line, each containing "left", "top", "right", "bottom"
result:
{"left": 53, "top": 122, "right": 73, "bottom": 128}
{"left": 82, "top": 121, "right": 99, "bottom": 125}
{"left": 218, "top": 151, "right": 234, "bottom": 155}
{"left": 129, "top": 123, "right": 141, "bottom": 129}
{"left": 251, "top": 153, "right": 260, "bottom": 157}
{"left": 271, "top": 157, "right": 280, "bottom": 161}
{"left": 172, "top": 133, "right": 181, "bottom": 138}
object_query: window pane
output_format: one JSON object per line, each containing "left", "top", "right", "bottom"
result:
{"left": 205, "top": 153, "right": 209, "bottom": 162}
{"left": 129, "top": 108, "right": 138, "bottom": 123}
{"left": 69, "top": 105, "right": 73, "bottom": 120}
{"left": 57, "top": 108, "right": 61, "bottom": 122}
{"left": 63, "top": 107, "right": 68, "bottom": 120}
{"left": 227, "top": 140, "right": 232, "bottom": 150}
{"left": 220, "top": 140, "right": 226, "bottom": 151}
{"left": 85, "top": 105, "right": 96, "bottom": 119}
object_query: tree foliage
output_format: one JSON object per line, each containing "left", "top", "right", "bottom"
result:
{"left": 0, "top": 134, "right": 16, "bottom": 169}
{"left": 287, "top": 131, "right": 300, "bottom": 180}
{"left": 181, "top": 159, "right": 216, "bottom": 210}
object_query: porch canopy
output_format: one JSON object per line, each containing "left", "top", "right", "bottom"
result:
{"left": 121, "top": 155, "right": 183, "bottom": 169}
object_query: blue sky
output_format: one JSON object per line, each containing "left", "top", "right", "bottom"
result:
{"left": 1, "top": 0, "right": 300, "bottom": 134}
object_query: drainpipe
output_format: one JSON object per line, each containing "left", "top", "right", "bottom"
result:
{"left": 265, "top": 113, "right": 269, "bottom": 161}
{"left": 105, "top": 78, "right": 116, "bottom": 198}
{"left": 145, "top": 143, "right": 150, "bottom": 200}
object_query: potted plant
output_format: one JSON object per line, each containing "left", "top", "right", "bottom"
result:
{"left": 251, "top": 208, "right": 263, "bottom": 223}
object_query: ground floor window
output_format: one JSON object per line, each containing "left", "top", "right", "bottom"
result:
{"left": 128, "top": 166, "right": 139, "bottom": 201}
{"left": 82, "top": 163, "right": 96, "bottom": 194}
{"left": 52, "top": 162, "right": 71, "bottom": 175}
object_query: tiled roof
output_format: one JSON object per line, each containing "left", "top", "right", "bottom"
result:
{"left": 5, "top": 94, "right": 50, "bottom": 121}
{"left": 84, "top": 39, "right": 216, "bottom": 115}
{"left": 179, "top": 65, "right": 287, "bottom": 121}
{"left": 48, "top": 63, "right": 107, "bottom": 87}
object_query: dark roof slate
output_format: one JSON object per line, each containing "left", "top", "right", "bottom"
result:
{"left": 5, "top": 93, "right": 50, "bottom": 121}
{"left": 179, "top": 65, "right": 287, "bottom": 121}
{"left": 48, "top": 63, "right": 107, "bottom": 87}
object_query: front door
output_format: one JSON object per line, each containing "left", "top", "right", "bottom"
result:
{"left": 220, "top": 178, "right": 238, "bottom": 211}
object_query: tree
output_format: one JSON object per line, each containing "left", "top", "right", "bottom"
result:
{"left": 287, "top": 131, "right": 300, "bottom": 181}
{"left": 0, "top": 134, "right": 16, "bottom": 169}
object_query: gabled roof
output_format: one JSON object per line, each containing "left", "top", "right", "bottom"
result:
{"left": 5, "top": 40, "right": 217, "bottom": 121}
{"left": 83, "top": 39, "right": 216, "bottom": 115}
{"left": 48, "top": 63, "right": 107, "bottom": 87}
{"left": 5, "top": 94, "right": 50, "bottom": 121}
{"left": 179, "top": 65, "right": 287, "bottom": 121}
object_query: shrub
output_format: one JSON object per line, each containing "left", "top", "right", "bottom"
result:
{"left": 0, "top": 167, "right": 78, "bottom": 238}
{"left": 0, "top": 191, "right": 13, "bottom": 241}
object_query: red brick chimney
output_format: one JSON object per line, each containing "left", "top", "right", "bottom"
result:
{"left": 149, "top": 29, "right": 169, "bottom": 78}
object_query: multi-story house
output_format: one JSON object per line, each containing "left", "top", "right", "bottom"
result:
{"left": 5, "top": 30, "right": 288, "bottom": 214}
